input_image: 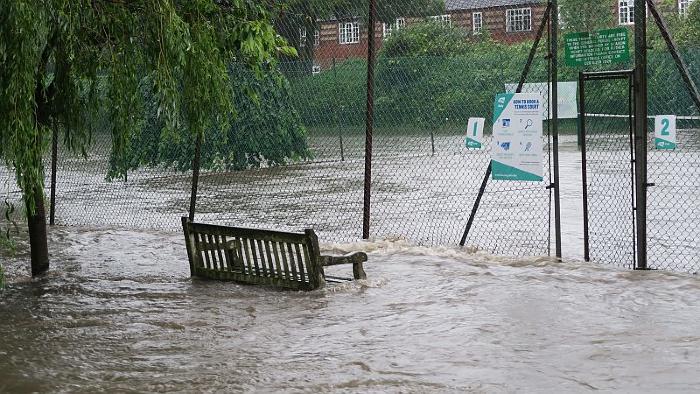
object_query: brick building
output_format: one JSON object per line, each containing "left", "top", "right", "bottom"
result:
{"left": 307, "top": 0, "right": 695, "bottom": 71}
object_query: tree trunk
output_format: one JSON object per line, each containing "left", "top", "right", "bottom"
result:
{"left": 26, "top": 188, "right": 49, "bottom": 276}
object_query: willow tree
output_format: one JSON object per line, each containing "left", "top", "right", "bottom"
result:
{"left": 0, "top": 0, "right": 293, "bottom": 276}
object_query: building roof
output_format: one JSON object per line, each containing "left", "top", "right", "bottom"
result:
{"left": 445, "top": 0, "right": 542, "bottom": 11}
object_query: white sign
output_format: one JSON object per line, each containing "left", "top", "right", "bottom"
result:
{"left": 655, "top": 115, "right": 677, "bottom": 150}
{"left": 504, "top": 82, "right": 578, "bottom": 119}
{"left": 465, "top": 117, "right": 485, "bottom": 149}
{"left": 491, "top": 93, "right": 544, "bottom": 181}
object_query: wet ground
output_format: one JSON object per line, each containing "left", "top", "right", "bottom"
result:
{"left": 2, "top": 127, "right": 700, "bottom": 392}
{"left": 1, "top": 228, "right": 700, "bottom": 392}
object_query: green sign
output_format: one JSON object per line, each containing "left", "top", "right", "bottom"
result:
{"left": 564, "top": 28, "right": 630, "bottom": 68}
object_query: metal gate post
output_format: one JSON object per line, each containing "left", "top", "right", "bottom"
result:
{"left": 633, "top": 0, "right": 649, "bottom": 269}
{"left": 550, "top": 0, "right": 562, "bottom": 259}
{"left": 578, "top": 72, "right": 590, "bottom": 262}
{"left": 362, "top": 0, "right": 377, "bottom": 240}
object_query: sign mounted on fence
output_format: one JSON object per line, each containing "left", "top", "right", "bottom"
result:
{"left": 465, "top": 117, "right": 485, "bottom": 149}
{"left": 491, "top": 93, "right": 543, "bottom": 181}
{"left": 564, "top": 28, "right": 630, "bottom": 68}
{"left": 655, "top": 115, "right": 677, "bottom": 149}
{"left": 504, "top": 82, "right": 578, "bottom": 119}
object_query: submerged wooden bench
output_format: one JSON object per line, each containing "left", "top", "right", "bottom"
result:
{"left": 181, "top": 217, "right": 368, "bottom": 290}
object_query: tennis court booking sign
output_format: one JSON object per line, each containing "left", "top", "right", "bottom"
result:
{"left": 465, "top": 117, "right": 485, "bottom": 149}
{"left": 655, "top": 115, "right": 677, "bottom": 149}
{"left": 565, "top": 28, "right": 630, "bottom": 68}
{"left": 491, "top": 93, "right": 543, "bottom": 181}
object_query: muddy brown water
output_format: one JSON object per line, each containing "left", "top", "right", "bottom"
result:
{"left": 2, "top": 227, "right": 700, "bottom": 392}
{"left": 2, "top": 130, "right": 700, "bottom": 392}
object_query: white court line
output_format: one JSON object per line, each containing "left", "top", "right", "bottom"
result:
{"left": 584, "top": 113, "right": 700, "bottom": 120}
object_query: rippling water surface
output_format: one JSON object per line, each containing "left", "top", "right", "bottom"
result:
{"left": 2, "top": 227, "right": 699, "bottom": 392}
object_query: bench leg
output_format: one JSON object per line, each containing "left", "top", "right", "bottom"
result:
{"left": 353, "top": 262, "right": 366, "bottom": 280}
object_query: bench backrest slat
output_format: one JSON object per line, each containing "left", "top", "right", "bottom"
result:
{"left": 182, "top": 217, "right": 325, "bottom": 290}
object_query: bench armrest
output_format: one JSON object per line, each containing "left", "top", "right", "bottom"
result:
{"left": 320, "top": 252, "right": 368, "bottom": 280}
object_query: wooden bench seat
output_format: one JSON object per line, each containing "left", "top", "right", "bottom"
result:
{"left": 181, "top": 217, "right": 367, "bottom": 290}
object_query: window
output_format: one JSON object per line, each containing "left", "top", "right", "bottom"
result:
{"left": 383, "top": 18, "right": 405, "bottom": 38}
{"left": 314, "top": 29, "right": 320, "bottom": 46}
{"left": 339, "top": 21, "right": 360, "bottom": 44}
{"left": 679, "top": 0, "right": 695, "bottom": 15}
{"left": 619, "top": 0, "right": 634, "bottom": 25}
{"left": 472, "top": 12, "right": 483, "bottom": 34}
{"left": 299, "top": 28, "right": 307, "bottom": 47}
{"left": 506, "top": 8, "right": 532, "bottom": 32}
{"left": 431, "top": 14, "right": 452, "bottom": 27}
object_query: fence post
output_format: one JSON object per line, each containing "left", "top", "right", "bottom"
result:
{"left": 578, "top": 72, "right": 590, "bottom": 262}
{"left": 362, "top": 0, "right": 377, "bottom": 239}
{"left": 633, "top": 0, "right": 649, "bottom": 269}
{"left": 49, "top": 128, "right": 58, "bottom": 225}
{"left": 188, "top": 132, "right": 203, "bottom": 222}
{"left": 550, "top": 0, "right": 562, "bottom": 259}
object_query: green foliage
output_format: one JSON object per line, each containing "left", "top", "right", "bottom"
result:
{"left": 288, "top": 59, "right": 368, "bottom": 127}
{"left": 379, "top": 21, "right": 473, "bottom": 58}
{"left": 291, "top": 22, "right": 538, "bottom": 129}
{"left": 559, "top": 0, "right": 614, "bottom": 32}
{"left": 122, "top": 64, "right": 310, "bottom": 172}
{"left": 674, "top": 0, "right": 700, "bottom": 46}
{"left": 0, "top": 0, "right": 292, "bottom": 216}
{"left": 292, "top": 42, "right": 700, "bottom": 132}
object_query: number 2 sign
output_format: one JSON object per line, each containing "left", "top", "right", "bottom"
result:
{"left": 655, "top": 115, "right": 677, "bottom": 150}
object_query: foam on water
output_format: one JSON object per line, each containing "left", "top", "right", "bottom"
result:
{"left": 1, "top": 226, "right": 700, "bottom": 392}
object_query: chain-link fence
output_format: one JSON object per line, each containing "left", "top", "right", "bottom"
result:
{"left": 646, "top": 49, "right": 700, "bottom": 273}
{"left": 1, "top": 0, "right": 699, "bottom": 272}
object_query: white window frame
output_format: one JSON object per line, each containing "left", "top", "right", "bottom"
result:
{"left": 619, "top": 0, "right": 634, "bottom": 25}
{"left": 299, "top": 27, "right": 307, "bottom": 47}
{"left": 430, "top": 14, "right": 452, "bottom": 27}
{"left": 382, "top": 22, "right": 393, "bottom": 37}
{"left": 383, "top": 17, "right": 405, "bottom": 38}
{"left": 338, "top": 21, "right": 360, "bottom": 44}
{"left": 396, "top": 17, "right": 406, "bottom": 30}
{"left": 679, "top": 0, "right": 695, "bottom": 15}
{"left": 314, "top": 29, "right": 320, "bottom": 46}
{"left": 472, "top": 12, "right": 483, "bottom": 34}
{"left": 506, "top": 8, "right": 532, "bottom": 32}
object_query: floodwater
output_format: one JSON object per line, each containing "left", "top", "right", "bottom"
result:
{"left": 2, "top": 131, "right": 700, "bottom": 392}
{"left": 2, "top": 228, "right": 700, "bottom": 392}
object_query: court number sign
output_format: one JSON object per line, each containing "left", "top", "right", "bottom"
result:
{"left": 465, "top": 117, "right": 485, "bottom": 149}
{"left": 655, "top": 115, "right": 677, "bottom": 150}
